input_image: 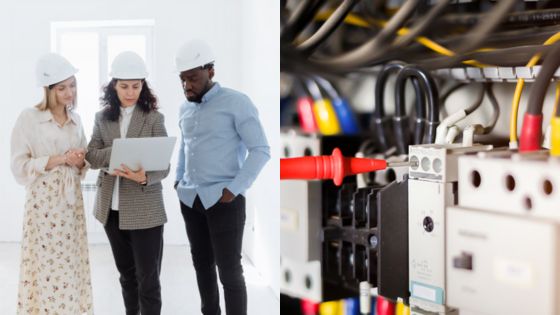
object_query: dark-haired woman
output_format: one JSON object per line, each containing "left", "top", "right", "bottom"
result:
{"left": 85, "top": 51, "right": 169, "bottom": 315}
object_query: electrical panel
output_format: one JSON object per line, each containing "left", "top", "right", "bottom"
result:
{"left": 280, "top": 0, "right": 560, "bottom": 314}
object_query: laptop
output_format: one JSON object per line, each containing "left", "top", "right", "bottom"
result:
{"left": 107, "top": 136, "right": 177, "bottom": 172}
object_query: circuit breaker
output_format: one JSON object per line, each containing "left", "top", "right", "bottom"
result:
{"left": 446, "top": 151, "right": 560, "bottom": 315}
{"left": 407, "top": 144, "right": 491, "bottom": 314}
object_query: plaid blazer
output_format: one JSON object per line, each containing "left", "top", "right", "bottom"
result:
{"left": 85, "top": 106, "right": 169, "bottom": 230}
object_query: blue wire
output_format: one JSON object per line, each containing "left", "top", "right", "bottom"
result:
{"left": 314, "top": 76, "right": 360, "bottom": 134}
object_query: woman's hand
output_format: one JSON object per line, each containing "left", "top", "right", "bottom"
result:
{"left": 46, "top": 148, "right": 85, "bottom": 171}
{"left": 65, "top": 148, "right": 86, "bottom": 168}
{"left": 113, "top": 164, "right": 147, "bottom": 184}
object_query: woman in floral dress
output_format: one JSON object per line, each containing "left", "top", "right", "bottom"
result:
{"left": 10, "top": 53, "right": 93, "bottom": 315}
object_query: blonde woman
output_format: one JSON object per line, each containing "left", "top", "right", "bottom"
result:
{"left": 10, "top": 53, "right": 93, "bottom": 315}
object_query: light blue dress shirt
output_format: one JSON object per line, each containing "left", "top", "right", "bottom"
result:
{"left": 176, "top": 82, "right": 270, "bottom": 209}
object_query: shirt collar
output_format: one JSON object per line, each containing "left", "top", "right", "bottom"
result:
{"left": 37, "top": 107, "right": 78, "bottom": 125}
{"left": 200, "top": 82, "right": 221, "bottom": 104}
{"left": 120, "top": 104, "right": 136, "bottom": 115}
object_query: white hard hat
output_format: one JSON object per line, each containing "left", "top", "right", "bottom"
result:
{"left": 109, "top": 51, "right": 149, "bottom": 79}
{"left": 35, "top": 53, "right": 78, "bottom": 87}
{"left": 175, "top": 39, "right": 215, "bottom": 72}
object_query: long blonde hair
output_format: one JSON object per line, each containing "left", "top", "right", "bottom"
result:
{"left": 35, "top": 78, "right": 78, "bottom": 111}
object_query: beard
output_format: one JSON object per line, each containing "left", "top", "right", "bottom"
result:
{"left": 186, "top": 92, "right": 202, "bottom": 103}
{"left": 185, "top": 81, "right": 214, "bottom": 103}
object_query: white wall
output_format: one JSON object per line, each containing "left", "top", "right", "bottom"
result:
{"left": 240, "top": 0, "right": 280, "bottom": 296}
{"left": 0, "top": 0, "right": 278, "bottom": 294}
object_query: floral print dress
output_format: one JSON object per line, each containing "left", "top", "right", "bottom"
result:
{"left": 10, "top": 108, "right": 94, "bottom": 315}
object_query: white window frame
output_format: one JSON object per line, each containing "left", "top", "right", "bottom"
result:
{"left": 51, "top": 19, "right": 155, "bottom": 84}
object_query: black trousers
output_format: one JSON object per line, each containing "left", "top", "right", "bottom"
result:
{"left": 104, "top": 210, "right": 164, "bottom": 315}
{"left": 181, "top": 195, "right": 247, "bottom": 315}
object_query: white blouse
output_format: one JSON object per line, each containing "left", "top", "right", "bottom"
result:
{"left": 111, "top": 105, "right": 136, "bottom": 211}
{"left": 10, "top": 107, "right": 89, "bottom": 198}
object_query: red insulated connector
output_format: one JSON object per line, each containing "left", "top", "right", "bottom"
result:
{"left": 376, "top": 296, "right": 396, "bottom": 315}
{"left": 519, "top": 113, "right": 543, "bottom": 152}
{"left": 280, "top": 148, "right": 387, "bottom": 186}
{"left": 300, "top": 299, "right": 319, "bottom": 315}
{"left": 297, "top": 96, "right": 318, "bottom": 133}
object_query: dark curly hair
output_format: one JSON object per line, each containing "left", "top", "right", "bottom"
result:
{"left": 100, "top": 79, "right": 159, "bottom": 121}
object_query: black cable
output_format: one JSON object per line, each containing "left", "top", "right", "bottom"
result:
{"left": 527, "top": 41, "right": 560, "bottom": 116}
{"left": 291, "top": 75, "right": 308, "bottom": 99}
{"left": 440, "top": 82, "right": 465, "bottom": 104}
{"left": 435, "top": 8, "right": 560, "bottom": 29}
{"left": 394, "top": 72, "right": 427, "bottom": 120}
{"left": 283, "top": 37, "right": 552, "bottom": 74}
{"left": 297, "top": 0, "right": 360, "bottom": 55}
{"left": 464, "top": 83, "right": 486, "bottom": 115}
{"left": 308, "top": 0, "right": 421, "bottom": 71}
{"left": 421, "top": 0, "right": 517, "bottom": 69}
{"left": 374, "top": 63, "right": 404, "bottom": 119}
{"left": 394, "top": 65, "right": 439, "bottom": 152}
{"left": 439, "top": 82, "right": 465, "bottom": 118}
{"left": 372, "top": 63, "right": 426, "bottom": 153}
{"left": 483, "top": 83, "right": 499, "bottom": 134}
{"left": 408, "top": 43, "right": 551, "bottom": 68}
{"left": 281, "top": 0, "right": 326, "bottom": 43}
{"left": 382, "top": 25, "right": 560, "bottom": 68}
{"left": 438, "top": 83, "right": 483, "bottom": 117}
{"left": 396, "top": 66, "right": 439, "bottom": 124}
{"left": 424, "top": 24, "right": 560, "bottom": 51}
{"left": 392, "top": 0, "right": 450, "bottom": 49}
{"left": 282, "top": 4, "right": 560, "bottom": 73}
{"left": 372, "top": 63, "right": 404, "bottom": 153}
{"left": 306, "top": 0, "right": 514, "bottom": 70}
{"left": 283, "top": 17, "right": 558, "bottom": 73}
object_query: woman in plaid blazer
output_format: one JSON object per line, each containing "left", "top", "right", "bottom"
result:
{"left": 85, "top": 51, "right": 169, "bottom": 315}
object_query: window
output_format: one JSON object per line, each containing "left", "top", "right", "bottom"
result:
{"left": 51, "top": 20, "right": 154, "bottom": 141}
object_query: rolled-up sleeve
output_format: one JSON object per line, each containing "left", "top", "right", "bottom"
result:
{"left": 10, "top": 112, "right": 49, "bottom": 186}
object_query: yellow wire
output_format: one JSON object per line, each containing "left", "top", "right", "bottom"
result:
{"left": 370, "top": 19, "right": 488, "bottom": 67}
{"left": 314, "top": 11, "right": 488, "bottom": 67}
{"left": 312, "top": 10, "right": 560, "bottom": 146}
{"left": 509, "top": 32, "right": 560, "bottom": 146}
{"left": 550, "top": 82, "right": 560, "bottom": 156}
{"left": 553, "top": 81, "right": 560, "bottom": 120}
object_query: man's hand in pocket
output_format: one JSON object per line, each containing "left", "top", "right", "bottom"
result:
{"left": 219, "top": 188, "right": 235, "bottom": 203}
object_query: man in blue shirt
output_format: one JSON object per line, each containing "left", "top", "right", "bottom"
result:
{"left": 174, "top": 39, "right": 270, "bottom": 315}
